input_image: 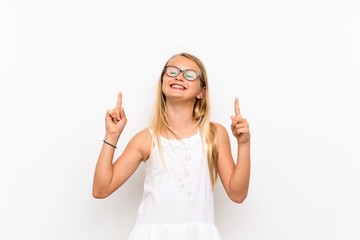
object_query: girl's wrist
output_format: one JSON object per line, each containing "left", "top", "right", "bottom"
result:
{"left": 104, "top": 133, "right": 120, "bottom": 145}
{"left": 237, "top": 139, "right": 250, "bottom": 146}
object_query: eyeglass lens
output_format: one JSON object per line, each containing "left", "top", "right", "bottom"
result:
{"left": 165, "top": 66, "right": 198, "bottom": 81}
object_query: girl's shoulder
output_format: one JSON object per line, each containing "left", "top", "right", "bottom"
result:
{"left": 129, "top": 127, "right": 153, "bottom": 162}
{"left": 210, "top": 121, "right": 226, "bottom": 131}
{"left": 210, "top": 121, "right": 230, "bottom": 140}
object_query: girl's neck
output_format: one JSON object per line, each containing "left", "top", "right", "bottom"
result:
{"left": 162, "top": 100, "right": 198, "bottom": 138}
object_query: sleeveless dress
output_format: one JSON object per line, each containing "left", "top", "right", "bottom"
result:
{"left": 128, "top": 128, "right": 222, "bottom": 240}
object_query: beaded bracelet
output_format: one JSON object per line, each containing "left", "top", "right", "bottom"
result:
{"left": 103, "top": 140, "right": 117, "bottom": 149}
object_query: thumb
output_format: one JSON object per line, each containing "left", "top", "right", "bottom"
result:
{"left": 106, "top": 109, "right": 113, "bottom": 119}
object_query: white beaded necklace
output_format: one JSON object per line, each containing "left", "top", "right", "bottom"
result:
{"left": 161, "top": 126, "right": 199, "bottom": 161}
{"left": 160, "top": 131, "right": 202, "bottom": 198}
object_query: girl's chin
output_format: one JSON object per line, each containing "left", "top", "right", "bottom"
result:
{"left": 163, "top": 90, "right": 185, "bottom": 96}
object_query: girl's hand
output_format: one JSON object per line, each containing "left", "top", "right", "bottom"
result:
{"left": 105, "top": 92, "right": 127, "bottom": 135}
{"left": 230, "top": 97, "right": 250, "bottom": 144}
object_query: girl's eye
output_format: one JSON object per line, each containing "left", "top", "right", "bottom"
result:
{"left": 170, "top": 72, "right": 177, "bottom": 75}
{"left": 185, "top": 75, "right": 193, "bottom": 79}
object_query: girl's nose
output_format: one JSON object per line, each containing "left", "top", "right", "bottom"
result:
{"left": 175, "top": 72, "right": 185, "bottom": 82}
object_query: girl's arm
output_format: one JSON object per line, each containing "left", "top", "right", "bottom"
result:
{"left": 92, "top": 129, "right": 151, "bottom": 198}
{"left": 214, "top": 98, "right": 251, "bottom": 203}
{"left": 92, "top": 92, "right": 151, "bottom": 198}
{"left": 92, "top": 133, "right": 120, "bottom": 198}
{"left": 229, "top": 141, "right": 250, "bottom": 202}
{"left": 214, "top": 123, "right": 250, "bottom": 204}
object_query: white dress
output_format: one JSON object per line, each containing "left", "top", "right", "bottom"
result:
{"left": 128, "top": 128, "right": 222, "bottom": 240}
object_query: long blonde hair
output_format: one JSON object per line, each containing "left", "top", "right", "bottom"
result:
{"left": 149, "top": 52, "right": 219, "bottom": 192}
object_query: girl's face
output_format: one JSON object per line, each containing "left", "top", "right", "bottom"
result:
{"left": 162, "top": 56, "right": 205, "bottom": 101}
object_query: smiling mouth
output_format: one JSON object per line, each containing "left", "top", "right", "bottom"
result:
{"left": 170, "top": 84, "right": 186, "bottom": 90}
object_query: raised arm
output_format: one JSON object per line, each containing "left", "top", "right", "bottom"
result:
{"left": 214, "top": 97, "right": 251, "bottom": 204}
{"left": 92, "top": 92, "right": 151, "bottom": 198}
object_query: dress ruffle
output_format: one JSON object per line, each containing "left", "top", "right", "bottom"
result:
{"left": 128, "top": 222, "right": 222, "bottom": 240}
{"left": 160, "top": 132, "right": 202, "bottom": 151}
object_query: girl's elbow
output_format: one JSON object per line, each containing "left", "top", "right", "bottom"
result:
{"left": 92, "top": 189, "right": 110, "bottom": 199}
{"left": 231, "top": 193, "right": 247, "bottom": 204}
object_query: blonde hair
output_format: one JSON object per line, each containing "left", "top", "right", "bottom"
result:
{"left": 149, "top": 52, "right": 219, "bottom": 192}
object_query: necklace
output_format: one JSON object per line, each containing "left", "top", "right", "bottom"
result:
{"left": 160, "top": 138, "right": 193, "bottom": 198}
{"left": 158, "top": 132, "right": 205, "bottom": 199}
{"left": 162, "top": 128, "right": 199, "bottom": 161}
{"left": 180, "top": 138, "right": 191, "bottom": 161}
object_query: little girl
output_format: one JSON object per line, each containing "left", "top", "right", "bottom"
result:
{"left": 93, "top": 53, "right": 251, "bottom": 240}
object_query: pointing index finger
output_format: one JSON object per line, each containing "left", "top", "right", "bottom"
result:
{"left": 234, "top": 97, "right": 242, "bottom": 118}
{"left": 117, "top": 92, "right": 122, "bottom": 109}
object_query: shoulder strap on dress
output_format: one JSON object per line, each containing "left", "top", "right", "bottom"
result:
{"left": 146, "top": 127, "right": 155, "bottom": 187}
{"left": 147, "top": 127, "right": 153, "bottom": 137}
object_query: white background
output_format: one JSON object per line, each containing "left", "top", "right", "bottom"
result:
{"left": 1, "top": 0, "right": 359, "bottom": 239}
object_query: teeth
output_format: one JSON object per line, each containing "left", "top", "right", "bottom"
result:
{"left": 171, "top": 85, "right": 185, "bottom": 89}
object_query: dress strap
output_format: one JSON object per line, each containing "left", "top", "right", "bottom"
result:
{"left": 145, "top": 128, "right": 156, "bottom": 187}
{"left": 147, "top": 127, "right": 153, "bottom": 137}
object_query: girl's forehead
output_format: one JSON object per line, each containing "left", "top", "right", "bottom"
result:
{"left": 168, "top": 56, "right": 200, "bottom": 72}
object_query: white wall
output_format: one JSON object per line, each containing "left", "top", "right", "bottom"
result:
{"left": 1, "top": 1, "right": 359, "bottom": 239}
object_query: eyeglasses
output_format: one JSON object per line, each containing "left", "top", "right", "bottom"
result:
{"left": 163, "top": 65, "right": 203, "bottom": 82}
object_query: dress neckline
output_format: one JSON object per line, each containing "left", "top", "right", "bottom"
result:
{"left": 160, "top": 128, "right": 200, "bottom": 141}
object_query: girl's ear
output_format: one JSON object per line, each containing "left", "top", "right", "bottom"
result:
{"left": 196, "top": 86, "right": 206, "bottom": 99}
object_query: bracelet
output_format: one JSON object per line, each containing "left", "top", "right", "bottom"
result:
{"left": 103, "top": 140, "right": 117, "bottom": 149}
